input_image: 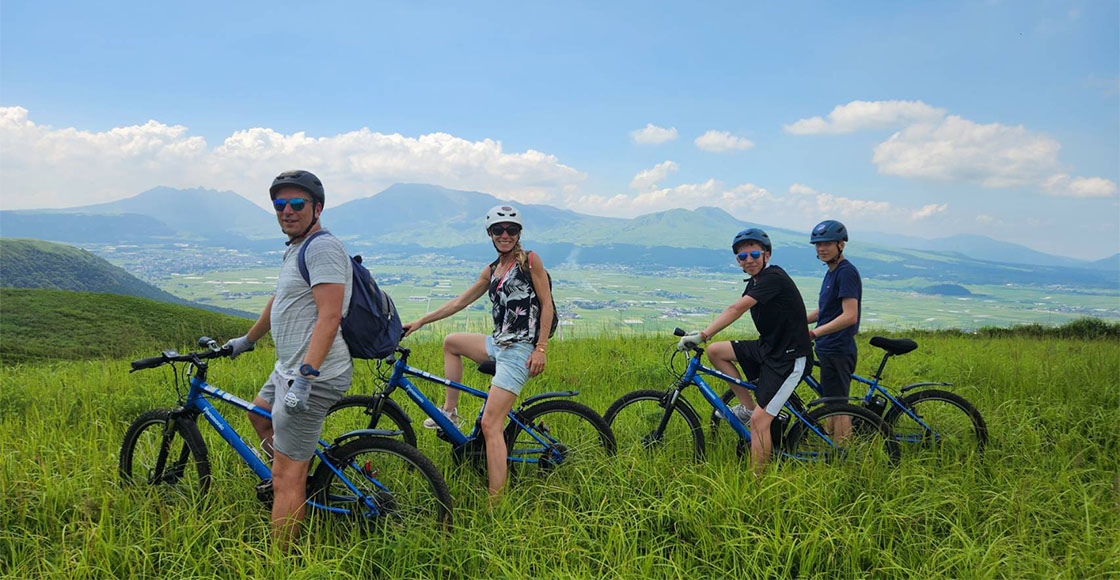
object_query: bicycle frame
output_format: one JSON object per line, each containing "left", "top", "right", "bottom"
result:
{"left": 678, "top": 350, "right": 837, "bottom": 454}
{"left": 382, "top": 353, "right": 562, "bottom": 466}
{"left": 801, "top": 368, "right": 938, "bottom": 442}
{"left": 179, "top": 365, "right": 381, "bottom": 515}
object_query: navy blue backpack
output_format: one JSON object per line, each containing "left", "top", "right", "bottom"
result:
{"left": 298, "top": 230, "right": 403, "bottom": 359}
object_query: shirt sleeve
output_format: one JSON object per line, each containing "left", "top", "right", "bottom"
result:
{"left": 305, "top": 237, "right": 349, "bottom": 287}
{"left": 837, "top": 267, "right": 861, "bottom": 300}
{"left": 745, "top": 271, "right": 781, "bottom": 304}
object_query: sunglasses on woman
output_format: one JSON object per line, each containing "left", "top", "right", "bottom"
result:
{"left": 489, "top": 224, "right": 522, "bottom": 236}
{"left": 272, "top": 198, "right": 311, "bottom": 212}
{"left": 736, "top": 250, "right": 763, "bottom": 261}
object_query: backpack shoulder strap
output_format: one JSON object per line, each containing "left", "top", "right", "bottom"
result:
{"left": 296, "top": 230, "right": 332, "bottom": 285}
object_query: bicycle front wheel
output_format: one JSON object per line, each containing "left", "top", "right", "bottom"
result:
{"left": 784, "top": 403, "right": 901, "bottom": 466}
{"left": 605, "top": 389, "right": 705, "bottom": 462}
{"left": 309, "top": 436, "right": 452, "bottom": 528}
{"left": 119, "top": 409, "right": 211, "bottom": 500}
{"left": 505, "top": 399, "right": 617, "bottom": 476}
{"left": 323, "top": 395, "right": 418, "bottom": 448}
{"left": 885, "top": 389, "right": 988, "bottom": 456}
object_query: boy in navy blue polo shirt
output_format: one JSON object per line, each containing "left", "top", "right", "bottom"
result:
{"left": 806, "top": 220, "right": 862, "bottom": 438}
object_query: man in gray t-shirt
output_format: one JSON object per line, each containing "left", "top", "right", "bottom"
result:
{"left": 222, "top": 169, "right": 352, "bottom": 550}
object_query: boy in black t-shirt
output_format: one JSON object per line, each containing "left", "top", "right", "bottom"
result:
{"left": 678, "top": 228, "right": 811, "bottom": 473}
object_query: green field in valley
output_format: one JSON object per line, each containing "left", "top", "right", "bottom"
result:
{"left": 153, "top": 260, "right": 1120, "bottom": 336}
{"left": 2, "top": 325, "right": 1118, "bottom": 578}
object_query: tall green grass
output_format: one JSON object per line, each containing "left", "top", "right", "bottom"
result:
{"left": 1, "top": 331, "right": 1117, "bottom": 579}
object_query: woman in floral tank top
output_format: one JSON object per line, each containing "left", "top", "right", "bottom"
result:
{"left": 402, "top": 205, "right": 555, "bottom": 501}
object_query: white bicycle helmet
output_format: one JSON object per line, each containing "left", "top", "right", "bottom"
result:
{"left": 484, "top": 204, "right": 523, "bottom": 229}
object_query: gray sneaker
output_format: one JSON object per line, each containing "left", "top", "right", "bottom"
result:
{"left": 422, "top": 408, "right": 461, "bottom": 430}
{"left": 716, "top": 404, "right": 752, "bottom": 423}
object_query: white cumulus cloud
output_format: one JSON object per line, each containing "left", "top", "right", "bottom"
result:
{"left": 694, "top": 130, "right": 755, "bottom": 153}
{"left": 788, "top": 100, "right": 1117, "bottom": 199}
{"left": 911, "top": 203, "right": 948, "bottom": 220}
{"left": 1041, "top": 174, "right": 1118, "bottom": 198}
{"left": 0, "top": 106, "right": 585, "bottom": 209}
{"left": 629, "top": 160, "right": 679, "bottom": 190}
{"left": 630, "top": 123, "right": 678, "bottom": 145}
{"left": 784, "top": 100, "right": 946, "bottom": 135}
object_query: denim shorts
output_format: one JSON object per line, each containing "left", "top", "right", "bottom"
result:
{"left": 485, "top": 336, "right": 535, "bottom": 395}
{"left": 257, "top": 367, "right": 351, "bottom": 461}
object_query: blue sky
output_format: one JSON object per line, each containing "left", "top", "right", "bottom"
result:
{"left": 2, "top": 1, "right": 1118, "bottom": 258}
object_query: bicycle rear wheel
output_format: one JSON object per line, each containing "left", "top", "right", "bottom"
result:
{"left": 604, "top": 389, "right": 705, "bottom": 462}
{"left": 505, "top": 399, "right": 616, "bottom": 476}
{"left": 885, "top": 389, "right": 987, "bottom": 456}
{"left": 119, "top": 409, "right": 210, "bottom": 500}
{"left": 783, "top": 403, "right": 901, "bottom": 466}
{"left": 323, "top": 395, "right": 418, "bottom": 448}
{"left": 309, "top": 436, "right": 452, "bottom": 528}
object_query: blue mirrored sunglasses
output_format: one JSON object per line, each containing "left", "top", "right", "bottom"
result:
{"left": 272, "top": 198, "right": 310, "bottom": 212}
{"left": 736, "top": 250, "right": 762, "bottom": 261}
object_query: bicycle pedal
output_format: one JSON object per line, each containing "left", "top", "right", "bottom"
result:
{"left": 254, "top": 478, "right": 274, "bottom": 504}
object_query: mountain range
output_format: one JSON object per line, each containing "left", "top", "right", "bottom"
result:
{"left": 2, "top": 184, "right": 1117, "bottom": 288}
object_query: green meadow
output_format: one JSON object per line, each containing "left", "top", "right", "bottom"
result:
{"left": 154, "top": 262, "right": 1120, "bottom": 334}
{"left": 2, "top": 319, "right": 1118, "bottom": 579}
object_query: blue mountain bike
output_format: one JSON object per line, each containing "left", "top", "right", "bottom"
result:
{"left": 119, "top": 337, "right": 453, "bottom": 526}
{"left": 711, "top": 336, "right": 988, "bottom": 455}
{"left": 324, "top": 347, "right": 622, "bottom": 479}
{"left": 605, "top": 329, "right": 900, "bottom": 465}
{"left": 323, "top": 345, "right": 617, "bottom": 479}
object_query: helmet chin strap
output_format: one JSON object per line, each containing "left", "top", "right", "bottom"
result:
{"left": 285, "top": 215, "right": 319, "bottom": 246}
{"left": 825, "top": 250, "right": 842, "bottom": 266}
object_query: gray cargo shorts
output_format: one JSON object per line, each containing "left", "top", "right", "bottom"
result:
{"left": 257, "top": 367, "right": 352, "bottom": 461}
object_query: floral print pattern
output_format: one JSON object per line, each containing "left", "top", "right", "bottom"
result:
{"left": 489, "top": 260, "right": 541, "bottom": 346}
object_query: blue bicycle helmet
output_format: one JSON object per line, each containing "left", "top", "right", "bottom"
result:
{"left": 810, "top": 219, "right": 848, "bottom": 243}
{"left": 732, "top": 228, "right": 771, "bottom": 252}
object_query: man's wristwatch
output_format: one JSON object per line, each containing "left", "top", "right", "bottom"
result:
{"left": 299, "top": 363, "right": 320, "bottom": 377}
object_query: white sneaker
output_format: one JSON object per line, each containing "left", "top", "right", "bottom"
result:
{"left": 422, "top": 408, "right": 461, "bottom": 430}
{"left": 716, "top": 404, "right": 752, "bottom": 423}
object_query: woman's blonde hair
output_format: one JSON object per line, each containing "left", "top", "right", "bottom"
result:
{"left": 510, "top": 240, "right": 529, "bottom": 271}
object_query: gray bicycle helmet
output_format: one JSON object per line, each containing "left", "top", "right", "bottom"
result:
{"left": 732, "top": 228, "right": 771, "bottom": 252}
{"left": 810, "top": 219, "right": 848, "bottom": 243}
{"left": 269, "top": 170, "right": 325, "bottom": 206}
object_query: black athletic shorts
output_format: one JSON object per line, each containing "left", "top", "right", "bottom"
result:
{"left": 816, "top": 351, "right": 856, "bottom": 399}
{"left": 731, "top": 340, "right": 808, "bottom": 416}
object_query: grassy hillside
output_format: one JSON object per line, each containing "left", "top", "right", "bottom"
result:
{"left": 0, "top": 288, "right": 254, "bottom": 364}
{"left": 0, "top": 238, "right": 254, "bottom": 318}
{"left": 1, "top": 329, "right": 1116, "bottom": 578}
{"left": 0, "top": 238, "right": 186, "bottom": 302}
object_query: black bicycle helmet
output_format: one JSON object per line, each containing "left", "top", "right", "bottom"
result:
{"left": 269, "top": 170, "right": 325, "bottom": 206}
{"left": 810, "top": 219, "right": 848, "bottom": 243}
{"left": 732, "top": 228, "right": 771, "bottom": 252}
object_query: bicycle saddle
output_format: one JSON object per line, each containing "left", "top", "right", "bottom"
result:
{"left": 477, "top": 360, "right": 497, "bottom": 376}
{"left": 869, "top": 336, "right": 918, "bottom": 356}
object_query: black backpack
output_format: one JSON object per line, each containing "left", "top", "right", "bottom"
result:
{"left": 298, "top": 230, "right": 403, "bottom": 359}
{"left": 489, "top": 251, "right": 558, "bottom": 339}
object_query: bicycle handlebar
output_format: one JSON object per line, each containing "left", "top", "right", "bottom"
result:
{"left": 130, "top": 336, "right": 233, "bottom": 372}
